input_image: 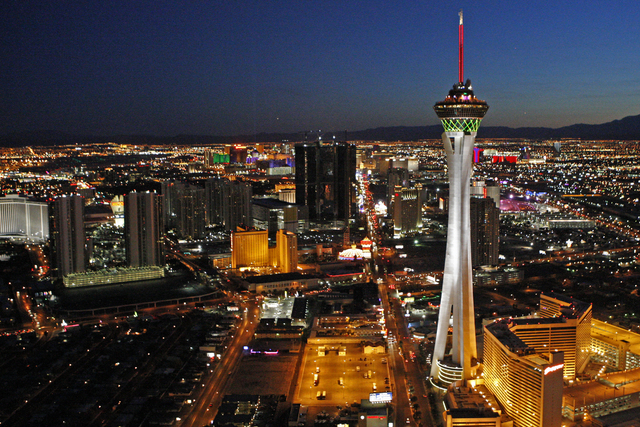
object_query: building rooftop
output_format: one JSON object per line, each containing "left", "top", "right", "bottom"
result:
{"left": 252, "top": 198, "right": 296, "bottom": 209}
{"left": 485, "top": 318, "right": 533, "bottom": 354}
{"left": 243, "top": 272, "right": 310, "bottom": 284}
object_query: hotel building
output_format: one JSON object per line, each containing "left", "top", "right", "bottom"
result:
{"left": 0, "top": 194, "right": 49, "bottom": 243}
{"left": 484, "top": 319, "right": 564, "bottom": 427}
{"left": 52, "top": 195, "right": 86, "bottom": 278}
{"left": 125, "top": 192, "right": 164, "bottom": 268}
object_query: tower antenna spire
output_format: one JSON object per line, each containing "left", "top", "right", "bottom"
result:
{"left": 458, "top": 9, "right": 464, "bottom": 83}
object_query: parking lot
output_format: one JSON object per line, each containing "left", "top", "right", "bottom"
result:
{"left": 297, "top": 343, "right": 391, "bottom": 407}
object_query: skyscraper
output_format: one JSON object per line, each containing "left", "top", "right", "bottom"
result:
{"left": 52, "top": 195, "right": 85, "bottom": 277}
{"left": 470, "top": 197, "right": 499, "bottom": 266}
{"left": 483, "top": 321, "right": 564, "bottom": 427}
{"left": 430, "top": 11, "right": 489, "bottom": 384}
{"left": 392, "top": 184, "right": 423, "bottom": 238}
{"left": 294, "top": 141, "right": 356, "bottom": 226}
{"left": 205, "top": 178, "right": 253, "bottom": 232}
{"left": 125, "top": 192, "right": 164, "bottom": 268}
{"left": 161, "top": 181, "right": 206, "bottom": 238}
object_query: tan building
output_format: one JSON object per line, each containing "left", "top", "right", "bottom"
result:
{"left": 484, "top": 319, "right": 565, "bottom": 427}
{"left": 231, "top": 229, "right": 269, "bottom": 269}
{"left": 231, "top": 228, "right": 298, "bottom": 273}
{"left": 274, "top": 229, "right": 297, "bottom": 273}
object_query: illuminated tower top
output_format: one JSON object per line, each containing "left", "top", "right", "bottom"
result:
{"left": 434, "top": 10, "right": 489, "bottom": 133}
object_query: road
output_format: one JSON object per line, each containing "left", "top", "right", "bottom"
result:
{"left": 183, "top": 299, "right": 260, "bottom": 427}
{"left": 379, "top": 279, "right": 435, "bottom": 427}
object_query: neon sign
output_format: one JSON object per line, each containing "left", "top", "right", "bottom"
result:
{"left": 544, "top": 363, "right": 564, "bottom": 375}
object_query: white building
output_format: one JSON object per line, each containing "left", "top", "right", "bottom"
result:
{"left": 0, "top": 194, "right": 49, "bottom": 243}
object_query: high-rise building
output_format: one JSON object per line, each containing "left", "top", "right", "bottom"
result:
{"left": 481, "top": 292, "right": 592, "bottom": 426}
{"left": 537, "top": 292, "right": 592, "bottom": 378}
{"left": 225, "top": 145, "right": 248, "bottom": 163}
{"left": 387, "top": 167, "right": 410, "bottom": 207}
{"left": 430, "top": 11, "right": 489, "bottom": 384}
{"left": 392, "top": 184, "right": 423, "bottom": 238}
{"left": 470, "top": 180, "right": 500, "bottom": 208}
{"left": 52, "top": 195, "right": 86, "bottom": 277}
{"left": 0, "top": 194, "right": 49, "bottom": 243}
{"left": 251, "top": 198, "right": 309, "bottom": 239}
{"left": 484, "top": 321, "right": 564, "bottom": 427}
{"left": 231, "top": 228, "right": 298, "bottom": 273}
{"left": 275, "top": 229, "right": 297, "bottom": 273}
{"left": 205, "top": 178, "right": 252, "bottom": 231}
{"left": 294, "top": 141, "right": 356, "bottom": 225}
{"left": 203, "top": 148, "right": 229, "bottom": 167}
{"left": 177, "top": 185, "right": 205, "bottom": 239}
{"left": 204, "top": 178, "right": 224, "bottom": 226}
{"left": 470, "top": 197, "right": 499, "bottom": 266}
{"left": 161, "top": 181, "right": 205, "bottom": 238}
{"left": 125, "top": 192, "right": 164, "bottom": 268}
{"left": 161, "top": 181, "right": 181, "bottom": 230}
{"left": 231, "top": 229, "right": 269, "bottom": 270}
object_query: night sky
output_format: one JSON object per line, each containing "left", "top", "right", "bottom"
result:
{"left": 2, "top": 1, "right": 639, "bottom": 137}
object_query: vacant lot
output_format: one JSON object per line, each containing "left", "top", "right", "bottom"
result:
{"left": 228, "top": 354, "right": 298, "bottom": 395}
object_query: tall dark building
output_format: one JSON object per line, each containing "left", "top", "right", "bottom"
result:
{"left": 470, "top": 196, "right": 499, "bottom": 266}
{"left": 161, "top": 181, "right": 205, "bottom": 239}
{"left": 294, "top": 141, "right": 356, "bottom": 225}
{"left": 125, "top": 192, "right": 164, "bottom": 267}
{"left": 387, "top": 167, "right": 410, "bottom": 207}
{"left": 204, "top": 178, "right": 224, "bottom": 226}
{"left": 205, "top": 178, "right": 252, "bottom": 231}
{"left": 52, "top": 195, "right": 86, "bottom": 278}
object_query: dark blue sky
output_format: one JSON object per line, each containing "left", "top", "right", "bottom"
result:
{"left": 2, "top": 1, "right": 639, "bottom": 137}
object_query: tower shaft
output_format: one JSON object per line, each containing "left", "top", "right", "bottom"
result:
{"left": 431, "top": 131, "right": 477, "bottom": 381}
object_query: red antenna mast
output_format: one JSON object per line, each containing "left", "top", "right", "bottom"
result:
{"left": 458, "top": 9, "right": 464, "bottom": 83}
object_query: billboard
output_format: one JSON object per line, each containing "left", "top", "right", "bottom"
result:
{"left": 369, "top": 392, "right": 392, "bottom": 403}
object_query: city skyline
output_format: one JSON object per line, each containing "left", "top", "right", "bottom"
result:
{"left": 2, "top": 1, "right": 640, "bottom": 137}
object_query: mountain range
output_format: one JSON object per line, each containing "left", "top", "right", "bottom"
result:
{"left": 2, "top": 114, "right": 640, "bottom": 147}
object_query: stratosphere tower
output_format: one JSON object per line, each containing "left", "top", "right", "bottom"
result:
{"left": 430, "top": 10, "right": 489, "bottom": 385}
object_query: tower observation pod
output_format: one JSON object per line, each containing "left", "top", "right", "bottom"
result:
{"left": 430, "top": 10, "right": 489, "bottom": 386}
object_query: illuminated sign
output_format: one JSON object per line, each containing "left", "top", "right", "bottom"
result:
{"left": 544, "top": 363, "right": 564, "bottom": 375}
{"left": 370, "top": 392, "right": 393, "bottom": 403}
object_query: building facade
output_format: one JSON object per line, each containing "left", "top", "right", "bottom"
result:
{"left": 294, "top": 141, "right": 356, "bottom": 226}
{"left": 392, "top": 185, "right": 423, "bottom": 238}
{"left": 0, "top": 194, "right": 49, "bottom": 243}
{"left": 231, "top": 228, "right": 298, "bottom": 274}
{"left": 205, "top": 178, "right": 252, "bottom": 231}
{"left": 484, "top": 319, "right": 565, "bottom": 427}
{"left": 161, "top": 181, "right": 205, "bottom": 239}
{"left": 470, "top": 196, "right": 500, "bottom": 266}
{"left": 53, "top": 195, "right": 86, "bottom": 278}
{"left": 125, "top": 192, "right": 164, "bottom": 268}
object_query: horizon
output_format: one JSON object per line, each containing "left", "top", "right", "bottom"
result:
{"left": 2, "top": 1, "right": 640, "bottom": 137}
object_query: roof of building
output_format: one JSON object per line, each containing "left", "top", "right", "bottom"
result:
{"left": 252, "top": 198, "right": 296, "bottom": 209}
{"left": 542, "top": 291, "right": 591, "bottom": 319}
{"left": 243, "top": 272, "right": 314, "bottom": 284}
{"left": 485, "top": 318, "right": 533, "bottom": 354}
